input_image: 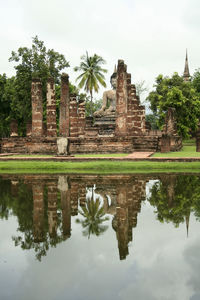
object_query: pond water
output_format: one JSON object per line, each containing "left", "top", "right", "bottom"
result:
{"left": 0, "top": 173, "right": 200, "bottom": 300}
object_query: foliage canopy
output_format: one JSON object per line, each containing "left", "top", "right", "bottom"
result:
{"left": 147, "top": 73, "right": 200, "bottom": 138}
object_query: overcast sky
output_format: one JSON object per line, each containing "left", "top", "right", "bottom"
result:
{"left": 0, "top": 0, "right": 200, "bottom": 98}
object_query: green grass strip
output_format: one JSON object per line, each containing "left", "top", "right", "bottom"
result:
{"left": 0, "top": 160, "right": 200, "bottom": 174}
{"left": 153, "top": 146, "right": 200, "bottom": 158}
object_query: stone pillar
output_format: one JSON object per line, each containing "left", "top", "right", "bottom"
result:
{"left": 26, "top": 120, "right": 32, "bottom": 136}
{"left": 58, "top": 176, "right": 71, "bottom": 239}
{"left": 46, "top": 78, "right": 57, "bottom": 137}
{"left": 47, "top": 185, "right": 58, "bottom": 237}
{"left": 115, "top": 60, "right": 127, "bottom": 136}
{"left": 78, "top": 100, "right": 86, "bottom": 137}
{"left": 31, "top": 79, "right": 43, "bottom": 137}
{"left": 69, "top": 94, "right": 79, "bottom": 137}
{"left": 196, "top": 123, "right": 200, "bottom": 152}
{"left": 116, "top": 186, "right": 129, "bottom": 260}
{"left": 59, "top": 73, "right": 70, "bottom": 137}
{"left": 78, "top": 183, "right": 86, "bottom": 207}
{"left": 33, "top": 184, "right": 44, "bottom": 242}
{"left": 70, "top": 181, "right": 79, "bottom": 215}
{"left": 161, "top": 134, "right": 171, "bottom": 153}
{"left": 10, "top": 120, "right": 18, "bottom": 137}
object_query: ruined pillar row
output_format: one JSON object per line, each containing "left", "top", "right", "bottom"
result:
{"left": 46, "top": 78, "right": 57, "bottom": 137}
{"left": 59, "top": 73, "right": 70, "bottom": 137}
{"left": 31, "top": 79, "right": 43, "bottom": 137}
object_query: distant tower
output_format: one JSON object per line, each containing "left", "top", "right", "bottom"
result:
{"left": 183, "top": 50, "right": 190, "bottom": 82}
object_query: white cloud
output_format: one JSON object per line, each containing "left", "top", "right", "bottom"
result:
{"left": 0, "top": 0, "right": 199, "bottom": 98}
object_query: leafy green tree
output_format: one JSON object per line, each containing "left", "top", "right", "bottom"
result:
{"left": 148, "top": 175, "right": 200, "bottom": 227}
{"left": 9, "top": 36, "right": 69, "bottom": 134}
{"left": 135, "top": 80, "right": 148, "bottom": 97}
{"left": 0, "top": 74, "right": 16, "bottom": 137}
{"left": 74, "top": 51, "right": 107, "bottom": 115}
{"left": 192, "top": 69, "right": 200, "bottom": 93}
{"left": 145, "top": 114, "right": 159, "bottom": 130}
{"left": 85, "top": 97, "right": 103, "bottom": 117}
{"left": 147, "top": 73, "right": 200, "bottom": 138}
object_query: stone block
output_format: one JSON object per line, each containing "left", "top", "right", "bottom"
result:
{"left": 57, "top": 137, "right": 69, "bottom": 155}
{"left": 161, "top": 134, "right": 171, "bottom": 153}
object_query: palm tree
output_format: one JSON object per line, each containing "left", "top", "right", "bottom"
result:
{"left": 76, "top": 190, "right": 109, "bottom": 238}
{"left": 74, "top": 52, "right": 107, "bottom": 115}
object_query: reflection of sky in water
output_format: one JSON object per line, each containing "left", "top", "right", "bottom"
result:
{"left": 1, "top": 192, "right": 200, "bottom": 300}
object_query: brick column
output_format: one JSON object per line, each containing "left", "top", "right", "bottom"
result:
{"left": 46, "top": 77, "right": 57, "bottom": 137}
{"left": 26, "top": 120, "right": 32, "bottom": 136}
{"left": 69, "top": 94, "right": 79, "bottom": 137}
{"left": 78, "top": 100, "right": 86, "bottom": 136}
{"left": 161, "top": 134, "right": 171, "bottom": 153}
{"left": 31, "top": 79, "right": 43, "bottom": 136}
{"left": 58, "top": 176, "right": 71, "bottom": 239}
{"left": 59, "top": 73, "right": 70, "bottom": 137}
{"left": 33, "top": 184, "right": 44, "bottom": 242}
{"left": 70, "top": 181, "right": 79, "bottom": 215}
{"left": 10, "top": 119, "right": 18, "bottom": 137}
{"left": 78, "top": 183, "right": 86, "bottom": 207}
{"left": 115, "top": 60, "right": 128, "bottom": 136}
{"left": 116, "top": 186, "right": 129, "bottom": 260}
{"left": 47, "top": 185, "right": 58, "bottom": 237}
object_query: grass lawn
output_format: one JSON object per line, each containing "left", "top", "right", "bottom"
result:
{"left": 0, "top": 160, "right": 200, "bottom": 174}
{"left": 153, "top": 145, "right": 200, "bottom": 158}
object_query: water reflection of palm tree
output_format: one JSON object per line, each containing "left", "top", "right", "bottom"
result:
{"left": 76, "top": 189, "right": 109, "bottom": 238}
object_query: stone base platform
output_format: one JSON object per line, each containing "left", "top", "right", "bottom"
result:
{"left": 0, "top": 134, "right": 182, "bottom": 155}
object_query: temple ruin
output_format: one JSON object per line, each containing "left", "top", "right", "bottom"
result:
{"left": 0, "top": 60, "right": 182, "bottom": 154}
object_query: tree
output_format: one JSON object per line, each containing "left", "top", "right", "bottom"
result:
{"left": 9, "top": 36, "right": 69, "bottom": 134}
{"left": 147, "top": 73, "right": 200, "bottom": 138}
{"left": 135, "top": 80, "right": 148, "bottom": 104}
{"left": 192, "top": 68, "right": 200, "bottom": 93}
{"left": 148, "top": 175, "right": 200, "bottom": 227}
{"left": 145, "top": 114, "right": 159, "bottom": 130}
{"left": 76, "top": 188, "right": 109, "bottom": 238}
{"left": 74, "top": 51, "right": 107, "bottom": 116}
{"left": 0, "top": 74, "right": 15, "bottom": 137}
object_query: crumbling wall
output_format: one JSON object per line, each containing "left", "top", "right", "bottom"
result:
{"left": 115, "top": 60, "right": 146, "bottom": 136}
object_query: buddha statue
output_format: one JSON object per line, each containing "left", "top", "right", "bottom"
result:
{"left": 94, "top": 68, "right": 117, "bottom": 117}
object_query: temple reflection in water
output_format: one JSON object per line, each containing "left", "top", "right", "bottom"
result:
{"left": 0, "top": 173, "right": 200, "bottom": 261}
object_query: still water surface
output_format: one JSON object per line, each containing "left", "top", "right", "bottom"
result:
{"left": 0, "top": 173, "right": 200, "bottom": 300}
